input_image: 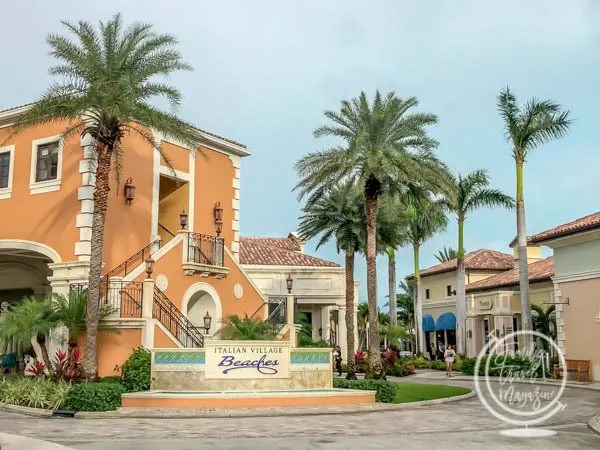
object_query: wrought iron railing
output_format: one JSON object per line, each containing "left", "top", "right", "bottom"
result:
{"left": 102, "top": 239, "right": 161, "bottom": 282}
{"left": 70, "top": 281, "right": 143, "bottom": 318}
{"left": 186, "top": 232, "right": 224, "bottom": 266}
{"left": 153, "top": 287, "right": 204, "bottom": 348}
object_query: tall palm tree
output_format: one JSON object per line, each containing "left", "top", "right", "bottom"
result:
{"left": 298, "top": 182, "right": 364, "bottom": 379}
{"left": 441, "top": 169, "right": 514, "bottom": 355}
{"left": 295, "top": 91, "right": 446, "bottom": 378}
{"left": 396, "top": 281, "right": 415, "bottom": 352}
{"left": 405, "top": 189, "right": 448, "bottom": 354}
{"left": 498, "top": 87, "right": 571, "bottom": 348}
{"left": 8, "top": 14, "right": 201, "bottom": 379}
{"left": 434, "top": 246, "right": 457, "bottom": 263}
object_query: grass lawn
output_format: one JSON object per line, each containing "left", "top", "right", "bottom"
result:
{"left": 393, "top": 382, "right": 471, "bottom": 403}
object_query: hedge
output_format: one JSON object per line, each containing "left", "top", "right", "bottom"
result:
{"left": 66, "top": 382, "right": 125, "bottom": 411}
{"left": 333, "top": 378, "right": 397, "bottom": 403}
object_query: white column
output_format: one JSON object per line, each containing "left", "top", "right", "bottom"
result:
{"left": 311, "top": 306, "right": 320, "bottom": 341}
{"left": 338, "top": 305, "right": 347, "bottom": 361}
{"left": 320, "top": 306, "right": 330, "bottom": 343}
{"left": 141, "top": 278, "right": 155, "bottom": 348}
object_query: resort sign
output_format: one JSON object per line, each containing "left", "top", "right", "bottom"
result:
{"left": 204, "top": 341, "right": 291, "bottom": 379}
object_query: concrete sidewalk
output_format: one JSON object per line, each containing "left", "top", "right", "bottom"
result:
{"left": 0, "top": 432, "right": 75, "bottom": 450}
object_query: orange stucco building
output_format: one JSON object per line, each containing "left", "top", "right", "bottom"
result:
{"left": 0, "top": 102, "right": 267, "bottom": 376}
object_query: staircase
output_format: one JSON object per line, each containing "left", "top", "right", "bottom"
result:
{"left": 70, "top": 238, "right": 205, "bottom": 348}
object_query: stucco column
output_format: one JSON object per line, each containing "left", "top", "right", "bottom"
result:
{"left": 142, "top": 278, "right": 155, "bottom": 349}
{"left": 320, "top": 306, "right": 330, "bottom": 343}
{"left": 466, "top": 317, "right": 477, "bottom": 357}
{"left": 338, "top": 305, "right": 347, "bottom": 362}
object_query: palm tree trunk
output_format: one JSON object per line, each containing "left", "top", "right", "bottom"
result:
{"left": 413, "top": 244, "right": 424, "bottom": 355}
{"left": 516, "top": 161, "right": 532, "bottom": 350}
{"left": 456, "top": 216, "right": 466, "bottom": 356}
{"left": 344, "top": 250, "right": 357, "bottom": 380}
{"left": 387, "top": 247, "right": 397, "bottom": 327}
{"left": 30, "top": 335, "right": 51, "bottom": 375}
{"left": 364, "top": 189, "right": 382, "bottom": 379}
{"left": 83, "top": 146, "right": 112, "bottom": 381}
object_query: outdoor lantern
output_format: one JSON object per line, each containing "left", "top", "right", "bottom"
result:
{"left": 286, "top": 273, "right": 293, "bottom": 294}
{"left": 468, "top": 330, "right": 473, "bottom": 339}
{"left": 319, "top": 327, "right": 323, "bottom": 338}
{"left": 124, "top": 177, "right": 136, "bottom": 205}
{"left": 179, "top": 210, "right": 188, "bottom": 230}
{"left": 213, "top": 201, "right": 223, "bottom": 235}
{"left": 203, "top": 311, "right": 212, "bottom": 334}
{"left": 145, "top": 256, "right": 155, "bottom": 278}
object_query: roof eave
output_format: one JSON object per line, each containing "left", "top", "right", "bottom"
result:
{"left": 530, "top": 223, "right": 600, "bottom": 245}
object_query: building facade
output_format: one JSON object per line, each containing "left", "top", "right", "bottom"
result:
{"left": 529, "top": 212, "right": 600, "bottom": 381}
{"left": 0, "top": 102, "right": 268, "bottom": 376}
{"left": 240, "top": 234, "right": 359, "bottom": 361}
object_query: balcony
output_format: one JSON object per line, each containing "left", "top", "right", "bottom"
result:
{"left": 182, "top": 232, "right": 229, "bottom": 278}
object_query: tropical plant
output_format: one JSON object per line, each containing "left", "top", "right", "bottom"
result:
{"left": 357, "top": 302, "right": 369, "bottom": 350}
{"left": 434, "top": 247, "right": 457, "bottom": 263}
{"left": 0, "top": 377, "right": 71, "bottom": 410}
{"left": 121, "top": 347, "right": 151, "bottom": 392}
{"left": 0, "top": 297, "right": 56, "bottom": 371}
{"left": 51, "top": 290, "right": 117, "bottom": 343}
{"left": 405, "top": 188, "right": 448, "bottom": 354}
{"left": 497, "top": 87, "right": 571, "bottom": 349}
{"left": 531, "top": 304, "right": 557, "bottom": 351}
{"left": 396, "top": 281, "right": 415, "bottom": 352}
{"left": 221, "top": 315, "right": 277, "bottom": 341}
{"left": 52, "top": 348, "right": 81, "bottom": 382}
{"left": 7, "top": 14, "right": 201, "bottom": 380}
{"left": 295, "top": 91, "right": 447, "bottom": 378}
{"left": 298, "top": 182, "right": 364, "bottom": 378}
{"left": 440, "top": 169, "right": 514, "bottom": 355}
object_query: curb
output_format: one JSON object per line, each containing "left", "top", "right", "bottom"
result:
{"left": 1, "top": 391, "right": 475, "bottom": 419}
{"left": 76, "top": 391, "right": 476, "bottom": 419}
{"left": 588, "top": 414, "right": 600, "bottom": 436}
{"left": 445, "top": 375, "right": 600, "bottom": 392}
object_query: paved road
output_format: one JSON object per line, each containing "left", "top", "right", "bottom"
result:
{"left": 0, "top": 376, "right": 598, "bottom": 449}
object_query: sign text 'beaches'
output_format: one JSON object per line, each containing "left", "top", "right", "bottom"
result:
{"left": 205, "top": 343, "right": 291, "bottom": 379}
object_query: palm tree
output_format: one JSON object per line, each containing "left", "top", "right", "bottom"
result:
{"left": 405, "top": 189, "right": 448, "bottom": 354}
{"left": 396, "top": 280, "right": 415, "bottom": 351}
{"left": 498, "top": 87, "right": 571, "bottom": 349}
{"left": 531, "top": 304, "right": 556, "bottom": 351}
{"left": 221, "top": 315, "right": 277, "bottom": 340}
{"left": 51, "top": 290, "right": 117, "bottom": 345}
{"left": 0, "top": 297, "right": 56, "bottom": 371}
{"left": 357, "top": 302, "right": 369, "bottom": 350}
{"left": 295, "top": 91, "right": 446, "bottom": 378}
{"left": 434, "top": 247, "right": 457, "bottom": 263}
{"left": 441, "top": 170, "right": 514, "bottom": 356}
{"left": 298, "top": 182, "right": 364, "bottom": 379}
{"left": 8, "top": 14, "right": 201, "bottom": 379}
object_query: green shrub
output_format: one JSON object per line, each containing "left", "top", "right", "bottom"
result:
{"left": 66, "top": 382, "right": 125, "bottom": 411}
{"left": 333, "top": 378, "right": 397, "bottom": 403}
{"left": 0, "top": 377, "right": 70, "bottom": 410}
{"left": 386, "top": 361, "right": 416, "bottom": 377}
{"left": 98, "top": 376, "right": 123, "bottom": 385}
{"left": 460, "top": 356, "right": 546, "bottom": 378}
{"left": 298, "top": 339, "right": 332, "bottom": 348}
{"left": 121, "top": 347, "right": 151, "bottom": 392}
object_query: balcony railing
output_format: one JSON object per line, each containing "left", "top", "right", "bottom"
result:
{"left": 70, "top": 281, "right": 143, "bottom": 318}
{"left": 186, "top": 232, "right": 224, "bottom": 266}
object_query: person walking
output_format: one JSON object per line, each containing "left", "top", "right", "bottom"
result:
{"left": 332, "top": 345, "right": 343, "bottom": 376}
{"left": 444, "top": 344, "right": 456, "bottom": 377}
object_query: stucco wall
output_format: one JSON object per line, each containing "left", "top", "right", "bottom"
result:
{"left": 554, "top": 240, "right": 600, "bottom": 277}
{"left": 559, "top": 277, "right": 600, "bottom": 381}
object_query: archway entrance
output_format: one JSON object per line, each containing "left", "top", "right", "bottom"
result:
{"left": 182, "top": 283, "right": 222, "bottom": 337}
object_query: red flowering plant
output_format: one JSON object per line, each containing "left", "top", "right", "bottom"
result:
{"left": 52, "top": 347, "right": 81, "bottom": 382}
{"left": 354, "top": 349, "right": 368, "bottom": 372}
{"left": 25, "top": 360, "right": 46, "bottom": 376}
{"left": 381, "top": 348, "right": 397, "bottom": 368}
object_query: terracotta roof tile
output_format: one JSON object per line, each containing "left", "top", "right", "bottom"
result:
{"left": 239, "top": 236, "right": 340, "bottom": 267}
{"left": 529, "top": 212, "right": 600, "bottom": 244}
{"left": 466, "top": 257, "right": 553, "bottom": 292}
{"left": 407, "top": 249, "right": 514, "bottom": 279}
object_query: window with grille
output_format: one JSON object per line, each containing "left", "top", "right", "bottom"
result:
{"left": 0, "top": 152, "right": 10, "bottom": 189}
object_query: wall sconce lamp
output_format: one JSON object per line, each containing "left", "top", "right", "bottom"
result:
{"left": 124, "top": 177, "right": 136, "bottom": 205}
{"left": 286, "top": 273, "right": 293, "bottom": 294}
{"left": 145, "top": 256, "right": 155, "bottom": 278}
{"left": 213, "top": 201, "right": 223, "bottom": 236}
{"left": 203, "top": 311, "right": 212, "bottom": 334}
{"left": 179, "top": 210, "right": 188, "bottom": 230}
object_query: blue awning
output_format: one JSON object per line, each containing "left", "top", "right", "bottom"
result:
{"left": 422, "top": 314, "right": 435, "bottom": 332}
{"left": 435, "top": 312, "right": 456, "bottom": 331}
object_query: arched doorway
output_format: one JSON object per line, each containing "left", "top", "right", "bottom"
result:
{"left": 182, "top": 283, "right": 222, "bottom": 336}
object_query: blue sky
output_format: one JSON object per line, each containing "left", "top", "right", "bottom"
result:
{"left": 2, "top": 1, "right": 599, "bottom": 306}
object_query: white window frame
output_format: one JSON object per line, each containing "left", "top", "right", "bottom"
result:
{"left": 0, "top": 145, "right": 15, "bottom": 200}
{"left": 30, "top": 136, "right": 63, "bottom": 195}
